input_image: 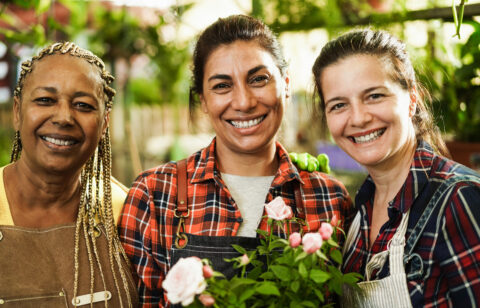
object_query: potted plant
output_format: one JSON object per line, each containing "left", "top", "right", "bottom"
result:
{"left": 423, "top": 21, "right": 480, "bottom": 170}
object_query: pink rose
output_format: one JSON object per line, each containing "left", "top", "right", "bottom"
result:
{"left": 198, "top": 294, "right": 215, "bottom": 307}
{"left": 330, "top": 214, "right": 339, "bottom": 227}
{"left": 319, "top": 222, "right": 333, "bottom": 240}
{"left": 265, "top": 196, "right": 293, "bottom": 221}
{"left": 163, "top": 257, "right": 206, "bottom": 306}
{"left": 203, "top": 264, "right": 214, "bottom": 278}
{"left": 302, "top": 232, "right": 323, "bottom": 254}
{"left": 289, "top": 232, "right": 302, "bottom": 248}
{"left": 240, "top": 254, "right": 250, "bottom": 266}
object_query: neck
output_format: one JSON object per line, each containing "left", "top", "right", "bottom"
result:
{"left": 367, "top": 138, "right": 417, "bottom": 204}
{"left": 5, "top": 159, "right": 81, "bottom": 211}
{"left": 215, "top": 141, "right": 278, "bottom": 176}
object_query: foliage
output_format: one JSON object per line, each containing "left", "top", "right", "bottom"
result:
{"left": 166, "top": 213, "right": 362, "bottom": 307}
{"left": 419, "top": 21, "right": 480, "bottom": 142}
{"left": 0, "top": 127, "right": 13, "bottom": 166}
{"left": 452, "top": 0, "right": 468, "bottom": 38}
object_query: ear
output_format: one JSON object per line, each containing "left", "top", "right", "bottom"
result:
{"left": 284, "top": 71, "right": 290, "bottom": 99}
{"left": 13, "top": 96, "right": 21, "bottom": 131}
{"left": 199, "top": 94, "right": 208, "bottom": 114}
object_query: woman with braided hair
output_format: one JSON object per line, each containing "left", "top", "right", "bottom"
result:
{"left": 0, "top": 42, "right": 138, "bottom": 307}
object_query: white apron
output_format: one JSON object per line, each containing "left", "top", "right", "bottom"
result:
{"left": 341, "top": 211, "right": 412, "bottom": 308}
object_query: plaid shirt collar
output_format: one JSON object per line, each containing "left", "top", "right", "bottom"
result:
{"left": 190, "top": 138, "right": 304, "bottom": 186}
{"left": 355, "top": 140, "right": 435, "bottom": 215}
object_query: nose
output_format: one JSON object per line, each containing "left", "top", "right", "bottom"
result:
{"left": 51, "top": 100, "right": 74, "bottom": 126}
{"left": 349, "top": 102, "right": 372, "bottom": 127}
{"left": 231, "top": 83, "right": 257, "bottom": 112}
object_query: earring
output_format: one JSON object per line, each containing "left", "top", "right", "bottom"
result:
{"left": 10, "top": 130, "right": 22, "bottom": 162}
{"left": 409, "top": 103, "right": 416, "bottom": 117}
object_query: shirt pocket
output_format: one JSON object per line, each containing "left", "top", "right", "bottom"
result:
{"left": 0, "top": 289, "right": 68, "bottom": 307}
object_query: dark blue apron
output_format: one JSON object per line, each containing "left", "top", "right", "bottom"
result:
{"left": 169, "top": 159, "right": 305, "bottom": 278}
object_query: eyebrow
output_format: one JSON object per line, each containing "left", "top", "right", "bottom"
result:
{"left": 206, "top": 65, "right": 268, "bottom": 82}
{"left": 33, "top": 87, "right": 98, "bottom": 102}
{"left": 325, "top": 86, "right": 387, "bottom": 105}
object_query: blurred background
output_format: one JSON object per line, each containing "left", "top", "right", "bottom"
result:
{"left": 1, "top": 0, "right": 479, "bottom": 197}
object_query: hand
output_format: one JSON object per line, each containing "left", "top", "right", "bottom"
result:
{"left": 289, "top": 152, "right": 331, "bottom": 174}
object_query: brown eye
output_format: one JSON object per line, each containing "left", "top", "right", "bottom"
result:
{"left": 249, "top": 75, "right": 269, "bottom": 86}
{"left": 34, "top": 97, "right": 55, "bottom": 105}
{"left": 211, "top": 82, "right": 231, "bottom": 94}
{"left": 75, "top": 102, "right": 95, "bottom": 111}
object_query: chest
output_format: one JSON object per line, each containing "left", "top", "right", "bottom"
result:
{"left": 0, "top": 225, "right": 138, "bottom": 307}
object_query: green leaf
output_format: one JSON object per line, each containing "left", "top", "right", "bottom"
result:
{"left": 301, "top": 300, "right": 318, "bottom": 307}
{"left": 238, "top": 287, "right": 256, "bottom": 303}
{"left": 309, "top": 269, "right": 330, "bottom": 284}
{"left": 326, "top": 238, "right": 339, "bottom": 248}
{"left": 313, "top": 288, "right": 325, "bottom": 302}
{"left": 343, "top": 272, "right": 363, "bottom": 285}
{"left": 270, "top": 265, "right": 291, "bottom": 281}
{"left": 259, "top": 272, "right": 275, "bottom": 280}
{"left": 247, "top": 265, "right": 263, "bottom": 280}
{"left": 231, "top": 244, "right": 247, "bottom": 254}
{"left": 330, "top": 249, "right": 343, "bottom": 265}
{"left": 291, "top": 280, "right": 300, "bottom": 293}
{"left": 315, "top": 250, "right": 329, "bottom": 262}
{"left": 298, "top": 262, "right": 308, "bottom": 278}
{"left": 255, "top": 282, "right": 281, "bottom": 296}
{"left": 295, "top": 251, "right": 308, "bottom": 262}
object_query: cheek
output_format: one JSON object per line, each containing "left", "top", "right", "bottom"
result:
{"left": 326, "top": 115, "right": 341, "bottom": 136}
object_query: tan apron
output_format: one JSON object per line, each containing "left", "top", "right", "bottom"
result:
{"left": 341, "top": 211, "right": 412, "bottom": 308}
{"left": 0, "top": 224, "right": 139, "bottom": 307}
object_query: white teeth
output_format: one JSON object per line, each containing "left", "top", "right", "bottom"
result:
{"left": 43, "top": 136, "right": 75, "bottom": 146}
{"left": 230, "top": 116, "right": 265, "bottom": 128}
{"left": 352, "top": 129, "right": 385, "bottom": 144}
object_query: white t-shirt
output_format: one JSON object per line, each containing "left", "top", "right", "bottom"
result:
{"left": 221, "top": 173, "right": 275, "bottom": 237}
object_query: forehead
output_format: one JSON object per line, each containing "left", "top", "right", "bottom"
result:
{"left": 321, "top": 54, "right": 389, "bottom": 86}
{"left": 204, "top": 40, "right": 280, "bottom": 76}
{"left": 24, "top": 54, "right": 103, "bottom": 91}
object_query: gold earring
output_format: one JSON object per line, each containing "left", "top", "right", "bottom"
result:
{"left": 10, "top": 131, "right": 22, "bottom": 162}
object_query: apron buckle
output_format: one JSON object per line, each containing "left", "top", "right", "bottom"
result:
{"left": 175, "top": 215, "right": 189, "bottom": 249}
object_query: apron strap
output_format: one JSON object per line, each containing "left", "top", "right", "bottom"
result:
{"left": 403, "top": 174, "right": 480, "bottom": 280}
{"left": 174, "top": 159, "right": 189, "bottom": 249}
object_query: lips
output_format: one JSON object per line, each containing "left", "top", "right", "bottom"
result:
{"left": 349, "top": 128, "right": 386, "bottom": 144}
{"left": 228, "top": 115, "right": 266, "bottom": 129}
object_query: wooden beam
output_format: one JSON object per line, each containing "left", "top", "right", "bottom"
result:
{"left": 269, "top": 3, "right": 480, "bottom": 33}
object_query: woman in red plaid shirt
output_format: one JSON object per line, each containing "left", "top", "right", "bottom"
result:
{"left": 118, "top": 15, "right": 354, "bottom": 307}
{"left": 312, "top": 29, "right": 480, "bottom": 307}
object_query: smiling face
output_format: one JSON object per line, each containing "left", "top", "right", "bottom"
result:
{"left": 14, "top": 54, "right": 108, "bottom": 175}
{"left": 320, "top": 54, "right": 416, "bottom": 169}
{"left": 200, "top": 40, "right": 288, "bottom": 157}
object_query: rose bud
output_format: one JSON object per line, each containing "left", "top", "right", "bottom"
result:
{"left": 319, "top": 222, "right": 334, "bottom": 240}
{"left": 289, "top": 232, "right": 302, "bottom": 248}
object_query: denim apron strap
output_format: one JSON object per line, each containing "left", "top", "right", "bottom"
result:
{"left": 403, "top": 174, "right": 480, "bottom": 280}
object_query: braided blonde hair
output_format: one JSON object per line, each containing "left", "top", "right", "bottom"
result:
{"left": 11, "top": 42, "right": 132, "bottom": 307}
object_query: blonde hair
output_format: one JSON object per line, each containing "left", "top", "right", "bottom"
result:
{"left": 11, "top": 42, "right": 132, "bottom": 307}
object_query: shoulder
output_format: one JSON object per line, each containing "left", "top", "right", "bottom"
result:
{"left": 111, "top": 176, "right": 128, "bottom": 223}
{"left": 425, "top": 156, "right": 480, "bottom": 218}
{"left": 298, "top": 169, "right": 350, "bottom": 195}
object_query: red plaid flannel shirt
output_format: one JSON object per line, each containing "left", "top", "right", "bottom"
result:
{"left": 118, "top": 138, "right": 354, "bottom": 307}
{"left": 342, "top": 141, "right": 480, "bottom": 307}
